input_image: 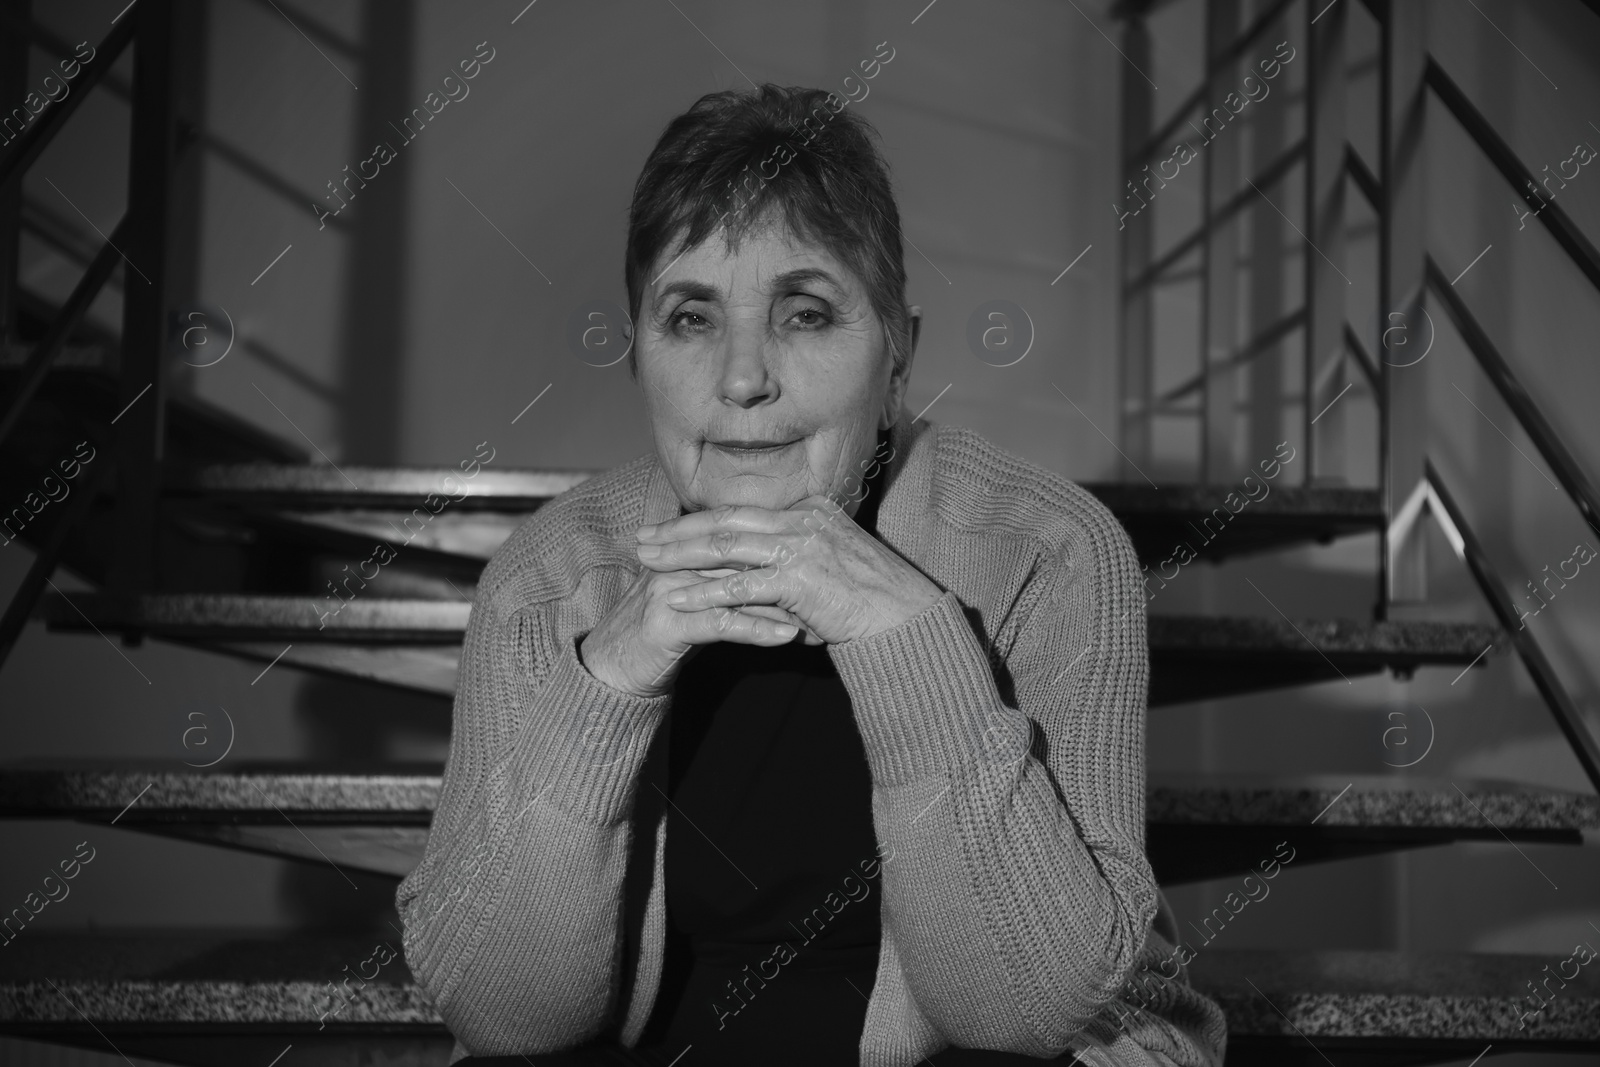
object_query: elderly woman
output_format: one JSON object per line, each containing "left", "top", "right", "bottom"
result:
{"left": 397, "top": 85, "right": 1226, "bottom": 1067}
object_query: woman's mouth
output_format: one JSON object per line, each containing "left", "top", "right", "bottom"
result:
{"left": 708, "top": 437, "right": 801, "bottom": 455}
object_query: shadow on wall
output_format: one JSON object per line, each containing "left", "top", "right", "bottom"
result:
{"left": 338, "top": 0, "right": 415, "bottom": 466}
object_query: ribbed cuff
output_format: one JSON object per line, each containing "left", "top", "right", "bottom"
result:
{"left": 827, "top": 590, "right": 1029, "bottom": 785}
{"left": 506, "top": 630, "right": 671, "bottom": 825}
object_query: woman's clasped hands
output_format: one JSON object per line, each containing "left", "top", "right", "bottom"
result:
{"left": 577, "top": 495, "right": 943, "bottom": 699}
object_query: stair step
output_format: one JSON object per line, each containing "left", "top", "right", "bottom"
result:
{"left": 36, "top": 595, "right": 1499, "bottom": 703}
{"left": 2, "top": 938, "right": 1593, "bottom": 1057}
{"left": 34, "top": 594, "right": 468, "bottom": 642}
{"left": 165, "top": 463, "right": 589, "bottom": 510}
{"left": 1148, "top": 616, "right": 1501, "bottom": 704}
{"left": 6, "top": 770, "right": 1590, "bottom": 881}
{"left": 1087, "top": 483, "right": 1384, "bottom": 564}
{"left": 0, "top": 770, "right": 438, "bottom": 877}
{"left": 1148, "top": 774, "right": 1600, "bottom": 883}
{"left": 1192, "top": 948, "right": 1600, "bottom": 1062}
{"left": 273, "top": 509, "right": 529, "bottom": 561}
{"left": 166, "top": 464, "right": 1382, "bottom": 563}
{"left": 0, "top": 770, "right": 438, "bottom": 821}
{"left": 208, "top": 641, "right": 463, "bottom": 694}
{"left": 0, "top": 932, "right": 440, "bottom": 1026}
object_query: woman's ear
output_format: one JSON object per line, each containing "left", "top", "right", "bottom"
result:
{"left": 881, "top": 306, "right": 921, "bottom": 429}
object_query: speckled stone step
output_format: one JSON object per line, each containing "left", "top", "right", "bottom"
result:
{"left": 167, "top": 464, "right": 1384, "bottom": 565}
{"left": 1147, "top": 616, "right": 1502, "bottom": 704}
{"left": 1190, "top": 948, "right": 1600, "bottom": 1060}
{"left": 35, "top": 594, "right": 1499, "bottom": 704}
{"left": 0, "top": 769, "right": 438, "bottom": 823}
{"left": 0, "top": 934, "right": 448, "bottom": 1066}
{"left": 2, "top": 938, "right": 1594, "bottom": 1057}
{"left": 34, "top": 594, "right": 468, "bottom": 642}
{"left": 1087, "top": 483, "right": 1384, "bottom": 564}
{"left": 1147, "top": 774, "right": 1600, "bottom": 883}
{"left": 5, "top": 770, "right": 1591, "bottom": 881}
{"left": 165, "top": 463, "right": 590, "bottom": 509}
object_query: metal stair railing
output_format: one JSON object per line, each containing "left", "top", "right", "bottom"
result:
{"left": 0, "top": 14, "right": 135, "bottom": 190}
{"left": 1113, "top": 0, "right": 1600, "bottom": 796}
{"left": 1397, "top": 16, "right": 1600, "bottom": 792}
{"left": 0, "top": 216, "right": 129, "bottom": 447}
{"left": 0, "top": 1, "right": 177, "bottom": 669}
{"left": 1387, "top": 460, "right": 1600, "bottom": 793}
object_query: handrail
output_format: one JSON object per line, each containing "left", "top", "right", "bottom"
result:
{"left": 1152, "top": 307, "right": 1305, "bottom": 407}
{"left": 1123, "top": 140, "right": 1307, "bottom": 294}
{"left": 1425, "top": 255, "right": 1600, "bottom": 540}
{"left": 1422, "top": 462, "right": 1600, "bottom": 793}
{"left": 22, "top": 201, "right": 126, "bottom": 283}
{"left": 0, "top": 458, "right": 112, "bottom": 670}
{"left": 1344, "top": 145, "right": 1382, "bottom": 213}
{"left": 1424, "top": 58, "right": 1600, "bottom": 295}
{"left": 1342, "top": 323, "right": 1381, "bottom": 397}
{"left": 0, "top": 215, "right": 130, "bottom": 450}
{"left": 1122, "top": 0, "right": 1298, "bottom": 166}
{"left": 0, "top": 15, "right": 138, "bottom": 194}
{"left": 13, "top": 20, "right": 132, "bottom": 103}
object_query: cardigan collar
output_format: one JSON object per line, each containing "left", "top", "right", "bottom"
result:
{"left": 635, "top": 409, "right": 935, "bottom": 562}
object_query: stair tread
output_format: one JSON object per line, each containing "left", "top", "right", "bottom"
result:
{"left": 0, "top": 933, "right": 435, "bottom": 1026}
{"left": 36, "top": 593, "right": 1497, "bottom": 652}
{"left": 208, "top": 641, "right": 462, "bottom": 694}
{"left": 166, "top": 463, "right": 590, "bottom": 508}
{"left": 34, "top": 593, "right": 469, "bottom": 639}
{"left": 169, "top": 465, "right": 1381, "bottom": 513}
{"left": 0, "top": 768, "right": 438, "bottom": 818}
{"left": 1188, "top": 948, "right": 1600, "bottom": 1041}
{"left": 1, "top": 938, "right": 1593, "bottom": 1040}
{"left": 32, "top": 595, "right": 1506, "bottom": 705}
{"left": 4, "top": 769, "right": 1590, "bottom": 832}
{"left": 1148, "top": 774, "right": 1600, "bottom": 829}
{"left": 1149, "top": 615, "right": 1500, "bottom": 657}
{"left": 274, "top": 509, "right": 528, "bottom": 560}
{"left": 172, "top": 482, "right": 1385, "bottom": 570}
{"left": 1088, "top": 483, "right": 1382, "bottom": 518}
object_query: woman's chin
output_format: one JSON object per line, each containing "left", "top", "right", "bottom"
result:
{"left": 683, "top": 478, "right": 814, "bottom": 515}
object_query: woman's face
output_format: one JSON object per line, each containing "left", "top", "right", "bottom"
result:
{"left": 634, "top": 216, "right": 915, "bottom": 516}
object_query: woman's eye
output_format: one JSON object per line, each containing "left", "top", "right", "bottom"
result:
{"left": 789, "top": 307, "right": 830, "bottom": 329}
{"left": 670, "top": 310, "right": 712, "bottom": 334}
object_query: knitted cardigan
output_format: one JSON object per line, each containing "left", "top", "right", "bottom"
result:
{"left": 397, "top": 412, "right": 1229, "bottom": 1067}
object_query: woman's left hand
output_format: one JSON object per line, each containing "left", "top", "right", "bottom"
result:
{"left": 633, "top": 495, "right": 945, "bottom": 645}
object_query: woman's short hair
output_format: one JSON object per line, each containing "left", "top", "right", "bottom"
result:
{"left": 624, "top": 83, "right": 910, "bottom": 378}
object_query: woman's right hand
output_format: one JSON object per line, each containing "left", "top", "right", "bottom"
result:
{"left": 577, "top": 566, "right": 804, "bottom": 698}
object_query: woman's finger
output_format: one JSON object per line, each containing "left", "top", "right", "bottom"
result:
{"left": 708, "top": 604, "right": 823, "bottom": 646}
{"left": 636, "top": 531, "right": 797, "bottom": 573}
{"left": 663, "top": 569, "right": 785, "bottom": 612}
{"left": 678, "top": 603, "right": 797, "bottom": 645}
{"left": 636, "top": 504, "right": 787, "bottom": 545}
{"left": 728, "top": 603, "right": 805, "bottom": 628}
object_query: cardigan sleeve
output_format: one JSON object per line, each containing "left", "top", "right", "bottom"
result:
{"left": 395, "top": 572, "right": 670, "bottom": 1055}
{"left": 827, "top": 503, "right": 1157, "bottom": 1056}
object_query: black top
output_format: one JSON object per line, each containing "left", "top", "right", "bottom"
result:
{"left": 635, "top": 441, "right": 891, "bottom": 1064}
{"left": 472, "top": 435, "right": 1080, "bottom": 1066}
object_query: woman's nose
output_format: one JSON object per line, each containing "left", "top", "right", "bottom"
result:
{"left": 716, "top": 324, "right": 777, "bottom": 408}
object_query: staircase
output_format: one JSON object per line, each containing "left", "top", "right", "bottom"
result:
{"left": 7, "top": 452, "right": 1596, "bottom": 1066}
{"left": 3, "top": 1, "right": 1600, "bottom": 1066}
